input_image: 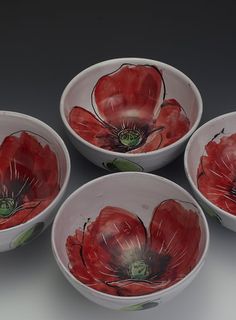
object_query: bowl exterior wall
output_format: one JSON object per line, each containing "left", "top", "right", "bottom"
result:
{"left": 54, "top": 249, "right": 206, "bottom": 310}
{"left": 67, "top": 127, "right": 186, "bottom": 172}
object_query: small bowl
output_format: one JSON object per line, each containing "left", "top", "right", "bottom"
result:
{"left": 52, "top": 172, "right": 209, "bottom": 311}
{"left": 0, "top": 111, "right": 70, "bottom": 251}
{"left": 60, "top": 57, "right": 202, "bottom": 172}
{"left": 185, "top": 112, "right": 236, "bottom": 232}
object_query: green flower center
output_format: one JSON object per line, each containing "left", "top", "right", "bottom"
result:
{"left": 0, "top": 198, "right": 16, "bottom": 218}
{"left": 129, "top": 260, "right": 150, "bottom": 280}
{"left": 118, "top": 129, "right": 142, "bottom": 148}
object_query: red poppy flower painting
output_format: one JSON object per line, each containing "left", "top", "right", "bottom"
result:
{"left": 69, "top": 64, "right": 190, "bottom": 153}
{"left": 0, "top": 131, "right": 60, "bottom": 230}
{"left": 66, "top": 199, "right": 201, "bottom": 296}
{"left": 198, "top": 130, "right": 236, "bottom": 215}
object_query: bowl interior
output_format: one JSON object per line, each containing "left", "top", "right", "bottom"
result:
{"left": 0, "top": 112, "right": 69, "bottom": 229}
{"left": 61, "top": 58, "right": 202, "bottom": 154}
{"left": 53, "top": 173, "right": 208, "bottom": 297}
{"left": 186, "top": 113, "right": 236, "bottom": 185}
{"left": 185, "top": 112, "right": 236, "bottom": 216}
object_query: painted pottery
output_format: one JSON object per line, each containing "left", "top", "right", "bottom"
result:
{"left": 52, "top": 172, "right": 209, "bottom": 310}
{"left": 0, "top": 111, "right": 70, "bottom": 251}
{"left": 60, "top": 58, "right": 202, "bottom": 172}
{"left": 185, "top": 112, "right": 236, "bottom": 232}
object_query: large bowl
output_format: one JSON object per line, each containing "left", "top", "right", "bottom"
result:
{"left": 60, "top": 57, "right": 202, "bottom": 172}
{"left": 0, "top": 111, "right": 70, "bottom": 251}
{"left": 185, "top": 111, "right": 236, "bottom": 232}
{"left": 52, "top": 172, "right": 209, "bottom": 311}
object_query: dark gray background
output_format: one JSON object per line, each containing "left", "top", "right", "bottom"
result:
{"left": 0, "top": 3, "right": 236, "bottom": 319}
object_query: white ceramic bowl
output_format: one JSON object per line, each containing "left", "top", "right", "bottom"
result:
{"left": 60, "top": 58, "right": 202, "bottom": 172}
{"left": 185, "top": 112, "right": 236, "bottom": 232}
{"left": 52, "top": 172, "right": 209, "bottom": 311}
{"left": 0, "top": 111, "right": 70, "bottom": 251}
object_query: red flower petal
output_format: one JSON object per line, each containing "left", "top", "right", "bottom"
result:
{"left": 128, "top": 129, "right": 163, "bottom": 154}
{"left": 69, "top": 106, "right": 113, "bottom": 150}
{"left": 198, "top": 133, "right": 236, "bottom": 215}
{"left": 66, "top": 201, "right": 202, "bottom": 296}
{"left": 107, "top": 279, "right": 173, "bottom": 296}
{"left": 89, "top": 282, "right": 118, "bottom": 295}
{"left": 66, "top": 230, "right": 98, "bottom": 283}
{"left": 94, "top": 64, "right": 163, "bottom": 126}
{"left": 0, "top": 132, "right": 60, "bottom": 230}
{"left": 66, "top": 228, "right": 119, "bottom": 295}
{"left": 82, "top": 206, "right": 147, "bottom": 283}
{"left": 155, "top": 99, "right": 190, "bottom": 147}
{"left": 149, "top": 200, "right": 201, "bottom": 277}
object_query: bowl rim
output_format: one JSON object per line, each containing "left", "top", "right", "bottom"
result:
{"left": 184, "top": 111, "right": 236, "bottom": 221}
{"left": 60, "top": 57, "right": 203, "bottom": 157}
{"left": 51, "top": 172, "right": 210, "bottom": 300}
{"left": 0, "top": 110, "right": 71, "bottom": 234}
